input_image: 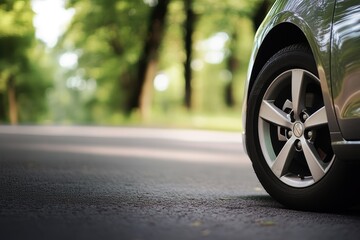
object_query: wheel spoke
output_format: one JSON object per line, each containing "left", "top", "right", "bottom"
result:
{"left": 291, "top": 70, "right": 305, "bottom": 117}
{"left": 271, "top": 137, "right": 296, "bottom": 178}
{"left": 305, "top": 107, "right": 327, "bottom": 129}
{"left": 259, "top": 100, "right": 292, "bottom": 129}
{"left": 301, "top": 139, "right": 326, "bottom": 182}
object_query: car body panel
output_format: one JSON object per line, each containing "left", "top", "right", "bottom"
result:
{"left": 331, "top": 1, "right": 360, "bottom": 140}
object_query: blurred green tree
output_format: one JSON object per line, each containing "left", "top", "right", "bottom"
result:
{"left": 62, "top": 0, "right": 170, "bottom": 122}
{"left": 0, "top": 0, "right": 51, "bottom": 124}
{"left": 183, "top": 0, "right": 256, "bottom": 112}
{"left": 57, "top": 0, "right": 274, "bottom": 126}
{"left": 129, "top": 0, "right": 170, "bottom": 119}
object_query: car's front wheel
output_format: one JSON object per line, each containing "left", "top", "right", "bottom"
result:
{"left": 246, "top": 44, "right": 358, "bottom": 210}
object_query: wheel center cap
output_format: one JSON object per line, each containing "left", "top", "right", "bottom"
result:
{"left": 293, "top": 122, "right": 304, "bottom": 138}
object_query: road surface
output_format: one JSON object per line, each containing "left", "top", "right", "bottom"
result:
{"left": 0, "top": 126, "right": 359, "bottom": 240}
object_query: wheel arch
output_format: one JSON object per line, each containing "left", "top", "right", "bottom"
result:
{"left": 245, "top": 21, "right": 341, "bottom": 138}
{"left": 248, "top": 23, "right": 309, "bottom": 97}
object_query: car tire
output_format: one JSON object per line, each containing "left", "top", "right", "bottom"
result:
{"left": 246, "top": 44, "right": 360, "bottom": 211}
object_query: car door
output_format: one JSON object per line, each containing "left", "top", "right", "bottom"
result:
{"left": 331, "top": 1, "right": 360, "bottom": 140}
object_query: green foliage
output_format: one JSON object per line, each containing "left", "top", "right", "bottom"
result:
{"left": 53, "top": 0, "right": 272, "bottom": 127}
{"left": 0, "top": 0, "right": 52, "bottom": 123}
{"left": 0, "top": 0, "right": 34, "bottom": 79}
{"left": 158, "top": 0, "right": 258, "bottom": 113}
{"left": 58, "top": 0, "right": 152, "bottom": 122}
{"left": 0, "top": 0, "right": 34, "bottom": 37}
{"left": 16, "top": 43, "right": 54, "bottom": 122}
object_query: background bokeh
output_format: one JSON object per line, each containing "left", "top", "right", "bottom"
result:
{"left": 0, "top": 0, "right": 274, "bottom": 131}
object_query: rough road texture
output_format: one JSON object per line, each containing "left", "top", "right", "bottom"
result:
{"left": 0, "top": 126, "right": 359, "bottom": 240}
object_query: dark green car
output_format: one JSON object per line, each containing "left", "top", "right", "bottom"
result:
{"left": 242, "top": 0, "right": 360, "bottom": 210}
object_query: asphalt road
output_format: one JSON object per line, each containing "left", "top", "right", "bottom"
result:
{"left": 0, "top": 126, "right": 359, "bottom": 240}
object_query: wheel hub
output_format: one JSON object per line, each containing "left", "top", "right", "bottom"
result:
{"left": 293, "top": 122, "right": 304, "bottom": 138}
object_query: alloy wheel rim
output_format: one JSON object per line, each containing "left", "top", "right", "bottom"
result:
{"left": 258, "top": 69, "right": 334, "bottom": 188}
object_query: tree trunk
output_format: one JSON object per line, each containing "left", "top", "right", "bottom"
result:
{"left": 224, "top": 32, "right": 239, "bottom": 108}
{"left": 0, "top": 73, "right": 5, "bottom": 122}
{"left": 183, "top": 0, "right": 195, "bottom": 110}
{"left": 140, "top": 59, "right": 157, "bottom": 120}
{"left": 127, "top": 0, "right": 170, "bottom": 119}
{"left": 7, "top": 75, "right": 18, "bottom": 125}
{"left": 252, "top": 0, "right": 272, "bottom": 31}
{"left": 0, "top": 92, "right": 6, "bottom": 123}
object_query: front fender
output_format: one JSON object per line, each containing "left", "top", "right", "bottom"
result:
{"left": 242, "top": 0, "right": 340, "bottom": 153}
